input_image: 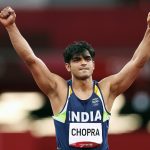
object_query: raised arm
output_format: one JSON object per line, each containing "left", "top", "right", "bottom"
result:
{"left": 0, "top": 7, "right": 67, "bottom": 113}
{"left": 99, "top": 12, "right": 150, "bottom": 111}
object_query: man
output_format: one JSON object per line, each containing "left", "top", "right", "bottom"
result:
{"left": 0, "top": 6, "right": 150, "bottom": 150}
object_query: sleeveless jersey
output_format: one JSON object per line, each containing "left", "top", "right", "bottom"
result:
{"left": 53, "top": 80, "right": 111, "bottom": 150}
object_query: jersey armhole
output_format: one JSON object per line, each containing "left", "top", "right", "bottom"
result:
{"left": 95, "top": 81, "right": 111, "bottom": 115}
{"left": 52, "top": 80, "right": 72, "bottom": 123}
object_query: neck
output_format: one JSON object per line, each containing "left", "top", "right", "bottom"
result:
{"left": 72, "top": 77, "right": 93, "bottom": 91}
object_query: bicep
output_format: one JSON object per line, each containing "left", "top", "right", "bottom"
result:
{"left": 110, "top": 60, "right": 141, "bottom": 96}
{"left": 26, "top": 56, "right": 66, "bottom": 95}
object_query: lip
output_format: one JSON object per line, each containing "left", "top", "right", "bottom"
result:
{"left": 79, "top": 68, "right": 89, "bottom": 70}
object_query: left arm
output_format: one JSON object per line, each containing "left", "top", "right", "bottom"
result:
{"left": 99, "top": 13, "right": 150, "bottom": 111}
{"left": 112, "top": 26, "right": 150, "bottom": 96}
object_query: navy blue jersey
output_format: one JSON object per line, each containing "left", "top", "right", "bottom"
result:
{"left": 53, "top": 80, "right": 111, "bottom": 150}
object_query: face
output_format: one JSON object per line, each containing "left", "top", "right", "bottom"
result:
{"left": 65, "top": 51, "right": 95, "bottom": 80}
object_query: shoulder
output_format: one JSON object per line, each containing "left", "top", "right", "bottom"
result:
{"left": 50, "top": 75, "right": 68, "bottom": 93}
{"left": 98, "top": 76, "right": 113, "bottom": 90}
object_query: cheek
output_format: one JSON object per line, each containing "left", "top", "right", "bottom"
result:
{"left": 70, "top": 65, "right": 78, "bottom": 72}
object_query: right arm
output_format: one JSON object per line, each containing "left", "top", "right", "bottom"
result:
{"left": 6, "top": 23, "right": 63, "bottom": 96}
{"left": 0, "top": 7, "right": 67, "bottom": 114}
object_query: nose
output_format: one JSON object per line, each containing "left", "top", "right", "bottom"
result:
{"left": 80, "top": 58, "right": 87, "bottom": 65}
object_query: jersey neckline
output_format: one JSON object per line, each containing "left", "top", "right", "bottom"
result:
{"left": 70, "top": 80, "right": 95, "bottom": 101}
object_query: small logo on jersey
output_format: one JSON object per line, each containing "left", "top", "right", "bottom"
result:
{"left": 92, "top": 98, "right": 99, "bottom": 106}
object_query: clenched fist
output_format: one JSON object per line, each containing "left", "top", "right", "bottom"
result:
{"left": 147, "top": 12, "right": 150, "bottom": 28}
{"left": 0, "top": 6, "right": 16, "bottom": 27}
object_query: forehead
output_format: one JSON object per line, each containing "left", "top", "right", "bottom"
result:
{"left": 72, "top": 50, "right": 91, "bottom": 58}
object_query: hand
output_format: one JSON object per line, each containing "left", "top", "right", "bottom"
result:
{"left": 147, "top": 12, "right": 150, "bottom": 29}
{"left": 0, "top": 6, "right": 16, "bottom": 27}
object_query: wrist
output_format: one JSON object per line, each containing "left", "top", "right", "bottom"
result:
{"left": 6, "top": 23, "right": 17, "bottom": 31}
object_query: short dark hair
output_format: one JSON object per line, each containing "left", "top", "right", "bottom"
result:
{"left": 63, "top": 41, "right": 95, "bottom": 63}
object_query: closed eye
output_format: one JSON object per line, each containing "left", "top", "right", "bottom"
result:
{"left": 71, "top": 56, "right": 92, "bottom": 62}
{"left": 72, "top": 57, "right": 81, "bottom": 62}
{"left": 84, "top": 56, "right": 92, "bottom": 61}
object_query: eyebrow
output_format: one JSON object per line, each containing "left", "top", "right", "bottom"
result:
{"left": 72, "top": 55, "right": 80, "bottom": 59}
{"left": 71, "top": 55, "right": 92, "bottom": 62}
{"left": 83, "top": 55, "right": 91, "bottom": 58}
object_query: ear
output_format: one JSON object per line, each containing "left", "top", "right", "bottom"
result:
{"left": 93, "top": 61, "right": 95, "bottom": 70}
{"left": 65, "top": 63, "right": 71, "bottom": 72}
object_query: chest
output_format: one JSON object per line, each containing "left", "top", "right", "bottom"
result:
{"left": 73, "top": 89, "right": 93, "bottom": 100}
{"left": 66, "top": 93, "right": 104, "bottom": 123}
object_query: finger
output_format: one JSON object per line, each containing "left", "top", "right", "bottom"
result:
{"left": 147, "top": 12, "right": 150, "bottom": 28}
{"left": 147, "top": 12, "right": 150, "bottom": 21}
{"left": 3, "top": 6, "right": 14, "bottom": 15}
{"left": 1, "top": 10, "right": 10, "bottom": 18}
{"left": 0, "top": 7, "right": 15, "bottom": 19}
{"left": 6, "top": 6, "right": 15, "bottom": 14}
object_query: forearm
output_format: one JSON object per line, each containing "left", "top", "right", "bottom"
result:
{"left": 6, "top": 23, "right": 35, "bottom": 63}
{"left": 132, "top": 27, "right": 150, "bottom": 68}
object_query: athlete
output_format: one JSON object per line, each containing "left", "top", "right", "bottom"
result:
{"left": 0, "top": 6, "right": 150, "bottom": 150}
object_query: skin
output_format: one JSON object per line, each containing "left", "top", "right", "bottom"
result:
{"left": 0, "top": 7, "right": 150, "bottom": 116}
{"left": 65, "top": 51, "right": 95, "bottom": 100}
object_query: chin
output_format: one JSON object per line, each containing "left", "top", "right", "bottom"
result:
{"left": 77, "top": 75, "right": 91, "bottom": 80}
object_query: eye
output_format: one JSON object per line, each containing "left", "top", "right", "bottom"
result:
{"left": 72, "top": 57, "right": 81, "bottom": 62}
{"left": 84, "top": 56, "right": 92, "bottom": 61}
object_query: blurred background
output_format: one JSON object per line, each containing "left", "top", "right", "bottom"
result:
{"left": 0, "top": 0, "right": 150, "bottom": 150}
